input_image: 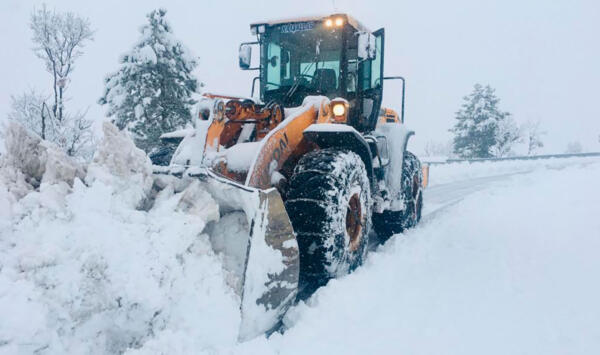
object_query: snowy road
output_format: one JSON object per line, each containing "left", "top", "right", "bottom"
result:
{"left": 423, "top": 172, "right": 525, "bottom": 217}
{"left": 423, "top": 157, "right": 600, "bottom": 217}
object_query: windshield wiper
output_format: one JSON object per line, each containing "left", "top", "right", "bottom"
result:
{"left": 283, "top": 40, "right": 322, "bottom": 104}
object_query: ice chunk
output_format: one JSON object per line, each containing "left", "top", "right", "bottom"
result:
{"left": 86, "top": 122, "right": 153, "bottom": 207}
{"left": 175, "top": 180, "right": 220, "bottom": 223}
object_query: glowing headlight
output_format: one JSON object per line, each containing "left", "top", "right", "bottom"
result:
{"left": 325, "top": 19, "right": 333, "bottom": 27}
{"left": 335, "top": 17, "right": 344, "bottom": 26}
{"left": 332, "top": 103, "right": 346, "bottom": 116}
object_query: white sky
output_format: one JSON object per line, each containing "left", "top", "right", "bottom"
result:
{"left": 1, "top": 0, "right": 599, "bottom": 154}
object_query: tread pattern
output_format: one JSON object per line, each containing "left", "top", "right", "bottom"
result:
{"left": 285, "top": 149, "right": 372, "bottom": 299}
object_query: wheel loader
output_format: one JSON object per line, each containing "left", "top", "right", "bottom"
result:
{"left": 158, "top": 13, "right": 426, "bottom": 340}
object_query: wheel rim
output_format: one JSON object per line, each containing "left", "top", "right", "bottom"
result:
{"left": 346, "top": 193, "right": 363, "bottom": 252}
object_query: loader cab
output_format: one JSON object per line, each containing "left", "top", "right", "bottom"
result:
{"left": 242, "top": 14, "right": 385, "bottom": 133}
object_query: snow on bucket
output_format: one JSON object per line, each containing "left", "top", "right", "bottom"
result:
{"left": 183, "top": 167, "right": 300, "bottom": 340}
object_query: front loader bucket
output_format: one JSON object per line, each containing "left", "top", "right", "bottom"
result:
{"left": 186, "top": 168, "right": 300, "bottom": 341}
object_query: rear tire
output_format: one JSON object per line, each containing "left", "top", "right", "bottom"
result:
{"left": 285, "top": 149, "right": 372, "bottom": 299}
{"left": 373, "top": 151, "right": 423, "bottom": 241}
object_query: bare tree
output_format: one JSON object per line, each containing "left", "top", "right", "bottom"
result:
{"left": 7, "top": 89, "right": 49, "bottom": 139}
{"left": 8, "top": 89, "right": 95, "bottom": 160}
{"left": 5, "top": 6, "right": 97, "bottom": 160}
{"left": 523, "top": 120, "right": 546, "bottom": 155}
{"left": 30, "top": 4, "right": 93, "bottom": 122}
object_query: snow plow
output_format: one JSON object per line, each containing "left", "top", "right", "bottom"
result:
{"left": 157, "top": 14, "right": 426, "bottom": 340}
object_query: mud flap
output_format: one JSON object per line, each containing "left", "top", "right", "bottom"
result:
{"left": 185, "top": 167, "right": 299, "bottom": 341}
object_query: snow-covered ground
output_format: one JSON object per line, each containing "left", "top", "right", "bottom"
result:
{"left": 1, "top": 127, "right": 599, "bottom": 354}
{"left": 230, "top": 158, "right": 600, "bottom": 354}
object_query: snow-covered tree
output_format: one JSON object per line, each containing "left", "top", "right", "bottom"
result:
{"left": 7, "top": 89, "right": 49, "bottom": 139}
{"left": 490, "top": 116, "right": 522, "bottom": 158}
{"left": 10, "top": 6, "right": 96, "bottom": 161}
{"left": 8, "top": 90, "right": 95, "bottom": 160}
{"left": 31, "top": 4, "right": 93, "bottom": 122}
{"left": 523, "top": 120, "right": 546, "bottom": 155}
{"left": 451, "top": 84, "right": 514, "bottom": 158}
{"left": 565, "top": 141, "right": 583, "bottom": 154}
{"left": 99, "top": 9, "right": 199, "bottom": 153}
{"left": 423, "top": 140, "right": 454, "bottom": 158}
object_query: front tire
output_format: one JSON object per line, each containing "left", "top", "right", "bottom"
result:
{"left": 285, "top": 149, "right": 372, "bottom": 299}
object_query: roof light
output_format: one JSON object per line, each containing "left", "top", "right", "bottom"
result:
{"left": 325, "top": 18, "right": 333, "bottom": 27}
{"left": 335, "top": 17, "right": 344, "bottom": 26}
{"left": 250, "top": 24, "right": 266, "bottom": 35}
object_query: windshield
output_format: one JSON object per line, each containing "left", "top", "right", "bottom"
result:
{"left": 263, "top": 23, "right": 343, "bottom": 104}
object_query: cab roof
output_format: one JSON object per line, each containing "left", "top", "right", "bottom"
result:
{"left": 250, "top": 13, "right": 371, "bottom": 33}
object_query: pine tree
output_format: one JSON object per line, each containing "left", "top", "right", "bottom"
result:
{"left": 99, "top": 9, "right": 198, "bottom": 153}
{"left": 451, "top": 84, "right": 513, "bottom": 158}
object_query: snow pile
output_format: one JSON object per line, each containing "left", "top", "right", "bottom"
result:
{"left": 169, "top": 119, "right": 211, "bottom": 167}
{"left": 0, "top": 122, "right": 85, "bottom": 193}
{"left": 86, "top": 122, "right": 154, "bottom": 208}
{"left": 0, "top": 123, "right": 241, "bottom": 354}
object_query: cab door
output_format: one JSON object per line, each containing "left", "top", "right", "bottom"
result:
{"left": 355, "top": 28, "right": 385, "bottom": 132}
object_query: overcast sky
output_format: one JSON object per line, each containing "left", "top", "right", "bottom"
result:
{"left": 1, "top": 0, "right": 599, "bottom": 154}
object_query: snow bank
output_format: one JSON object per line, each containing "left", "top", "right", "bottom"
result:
{"left": 0, "top": 122, "right": 85, "bottom": 193}
{"left": 86, "top": 122, "right": 153, "bottom": 208}
{"left": 0, "top": 122, "right": 85, "bottom": 225}
{"left": 0, "top": 123, "right": 242, "bottom": 354}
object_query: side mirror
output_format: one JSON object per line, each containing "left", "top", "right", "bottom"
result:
{"left": 358, "top": 32, "right": 376, "bottom": 60}
{"left": 239, "top": 43, "right": 252, "bottom": 70}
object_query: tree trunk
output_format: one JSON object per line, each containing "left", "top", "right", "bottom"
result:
{"left": 41, "top": 103, "right": 46, "bottom": 139}
{"left": 58, "top": 86, "right": 64, "bottom": 122}
{"left": 52, "top": 69, "right": 58, "bottom": 119}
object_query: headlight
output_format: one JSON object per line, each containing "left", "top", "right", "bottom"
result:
{"left": 335, "top": 17, "right": 344, "bottom": 26}
{"left": 332, "top": 103, "right": 346, "bottom": 116}
{"left": 325, "top": 19, "right": 333, "bottom": 27}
